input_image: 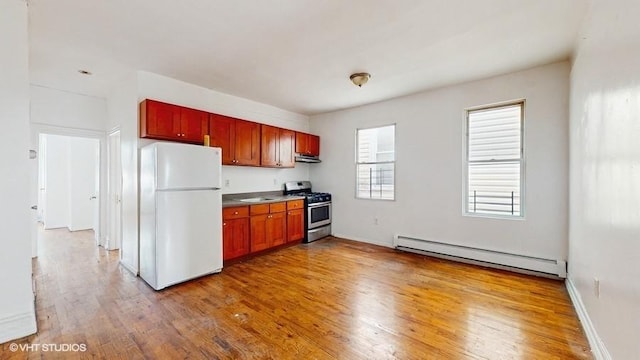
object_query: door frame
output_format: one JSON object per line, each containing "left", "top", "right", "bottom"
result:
{"left": 107, "top": 127, "right": 122, "bottom": 251}
{"left": 30, "top": 124, "right": 107, "bottom": 256}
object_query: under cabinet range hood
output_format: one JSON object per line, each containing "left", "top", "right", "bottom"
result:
{"left": 295, "top": 154, "right": 321, "bottom": 163}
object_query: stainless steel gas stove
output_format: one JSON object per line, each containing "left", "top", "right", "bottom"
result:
{"left": 284, "top": 181, "right": 332, "bottom": 242}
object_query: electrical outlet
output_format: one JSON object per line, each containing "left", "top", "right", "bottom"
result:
{"left": 594, "top": 277, "right": 600, "bottom": 298}
{"left": 224, "top": 179, "right": 230, "bottom": 187}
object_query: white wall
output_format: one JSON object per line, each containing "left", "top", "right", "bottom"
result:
{"left": 310, "top": 62, "right": 570, "bottom": 263}
{"left": 0, "top": 0, "right": 37, "bottom": 343}
{"left": 568, "top": 0, "right": 640, "bottom": 358}
{"left": 137, "top": 71, "right": 311, "bottom": 194}
{"left": 30, "top": 85, "right": 107, "bottom": 131}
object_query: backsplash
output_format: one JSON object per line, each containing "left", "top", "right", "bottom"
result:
{"left": 221, "top": 163, "right": 309, "bottom": 194}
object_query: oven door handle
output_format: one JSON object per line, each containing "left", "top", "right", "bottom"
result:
{"left": 308, "top": 201, "right": 331, "bottom": 208}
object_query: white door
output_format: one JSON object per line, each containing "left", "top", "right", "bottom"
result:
{"left": 108, "top": 130, "right": 122, "bottom": 250}
{"left": 68, "top": 137, "right": 100, "bottom": 232}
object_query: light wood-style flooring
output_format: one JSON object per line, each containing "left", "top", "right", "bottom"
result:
{"left": 2, "top": 228, "right": 591, "bottom": 359}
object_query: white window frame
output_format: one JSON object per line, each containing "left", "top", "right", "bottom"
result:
{"left": 464, "top": 100, "right": 525, "bottom": 219}
{"left": 355, "top": 124, "right": 396, "bottom": 201}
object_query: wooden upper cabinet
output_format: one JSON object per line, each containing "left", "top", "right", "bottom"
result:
{"left": 209, "top": 114, "right": 234, "bottom": 165}
{"left": 261, "top": 125, "right": 279, "bottom": 167}
{"left": 234, "top": 119, "right": 261, "bottom": 166}
{"left": 180, "top": 107, "right": 209, "bottom": 143}
{"left": 140, "top": 99, "right": 208, "bottom": 144}
{"left": 308, "top": 134, "right": 320, "bottom": 156}
{"left": 261, "top": 125, "right": 295, "bottom": 168}
{"left": 295, "top": 132, "right": 308, "bottom": 155}
{"left": 210, "top": 115, "right": 260, "bottom": 166}
{"left": 295, "top": 132, "right": 320, "bottom": 157}
{"left": 140, "top": 99, "right": 180, "bottom": 140}
{"left": 279, "top": 129, "right": 295, "bottom": 167}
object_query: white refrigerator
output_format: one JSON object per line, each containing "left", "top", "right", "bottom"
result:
{"left": 140, "top": 142, "right": 223, "bottom": 290}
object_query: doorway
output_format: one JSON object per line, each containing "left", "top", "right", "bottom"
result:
{"left": 107, "top": 129, "right": 122, "bottom": 251}
{"left": 38, "top": 134, "right": 100, "bottom": 234}
{"left": 30, "top": 125, "right": 108, "bottom": 258}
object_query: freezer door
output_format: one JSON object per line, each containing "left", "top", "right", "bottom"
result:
{"left": 154, "top": 142, "right": 222, "bottom": 190}
{"left": 155, "top": 189, "right": 223, "bottom": 289}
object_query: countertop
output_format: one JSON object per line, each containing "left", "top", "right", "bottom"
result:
{"left": 222, "top": 192, "right": 305, "bottom": 208}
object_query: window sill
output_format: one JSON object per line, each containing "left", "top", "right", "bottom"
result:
{"left": 463, "top": 212, "right": 525, "bottom": 221}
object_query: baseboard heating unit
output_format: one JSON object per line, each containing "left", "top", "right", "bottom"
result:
{"left": 393, "top": 235, "right": 566, "bottom": 278}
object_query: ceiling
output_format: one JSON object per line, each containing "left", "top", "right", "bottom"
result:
{"left": 28, "top": 0, "right": 588, "bottom": 115}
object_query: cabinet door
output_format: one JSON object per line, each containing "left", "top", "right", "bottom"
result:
{"left": 223, "top": 217, "right": 250, "bottom": 261}
{"left": 210, "top": 114, "right": 235, "bottom": 165}
{"left": 278, "top": 129, "right": 295, "bottom": 168}
{"left": 295, "top": 132, "right": 308, "bottom": 154}
{"left": 260, "top": 125, "right": 279, "bottom": 167}
{"left": 250, "top": 214, "right": 269, "bottom": 252}
{"left": 180, "top": 107, "right": 209, "bottom": 143}
{"left": 287, "top": 208, "right": 305, "bottom": 242}
{"left": 140, "top": 100, "right": 181, "bottom": 140}
{"left": 234, "top": 120, "right": 261, "bottom": 166}
{"left": 308, "top": 134, "right": 320, "bottom": 157}
{"left": 267, "top": 211, "right": 287, "bottom": 247}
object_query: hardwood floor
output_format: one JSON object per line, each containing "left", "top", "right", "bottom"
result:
{"left": 2, "top": 228, "right": 591, "bottom": 359}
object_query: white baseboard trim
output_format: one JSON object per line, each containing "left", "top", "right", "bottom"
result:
{"left": 566, "top": 277, "right": 611, "bottom": 360}
{"left": 332, "top": 233, "right": 394, "bottom": 249}
{"left": 393, "top": 234, "right": 566, "bottom": 278}
{"left": 0, "top": 310, "right": 37, "bottom": 344}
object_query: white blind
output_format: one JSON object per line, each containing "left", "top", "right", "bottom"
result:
{"left": 467, "top": 103, "right": 523, "bottom": 216}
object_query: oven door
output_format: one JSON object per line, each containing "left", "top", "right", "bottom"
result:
{"left": 308, "top": 201, "right": 331, "bottom": 229}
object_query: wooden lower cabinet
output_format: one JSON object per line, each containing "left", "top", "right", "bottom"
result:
{"left": 250, "top": 203, "right": 286, "bottom": 253}
{"left": 224, "top": 199, "right": 305, "bottom": 261}
{"left": 222, "top": 206, "right": 250, "bottom": 261}
{"left": 287, "top": 200, "right": 305, "bottom": 242}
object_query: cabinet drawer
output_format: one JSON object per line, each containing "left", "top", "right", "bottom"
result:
{"left": 223, "top": 206, "right": 249, "bottom": 219}
{"left": 287, "top": 199, "right": 304, "bottom": 210}
{"left": 269, "top": 202, "right": 286, "bottom": 213}
{"left": 250, "top": 204, "right": 270, "bottom": 215}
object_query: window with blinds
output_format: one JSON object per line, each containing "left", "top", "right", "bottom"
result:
{"left": 356, "top": 124, "right": 395, "bottom": 200}
{"left": 466, "top": 102, "right": 524, "bottom": 217}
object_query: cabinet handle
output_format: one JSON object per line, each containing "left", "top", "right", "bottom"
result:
{"left": 233, "top": 211, "right": 239, "bottom": 215}
{"left": 223, "top": 222, "right": 226, "bottom": 226}
{"left": 268, "top": 215, "right": 272, "bottom": 218}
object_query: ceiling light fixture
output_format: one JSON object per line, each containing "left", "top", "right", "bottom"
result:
{"left": 78, "top": 69, "right": 92, "bottom": 75}
{"left": 350, "top": 72, "right": 371, "bottom": 87}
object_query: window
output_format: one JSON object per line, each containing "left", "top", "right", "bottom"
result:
{"left": 466, "top": 101, "right": 524, "bottom": 217}
{"left": 356, "top": 124, "right": 395, "bottom": 200}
